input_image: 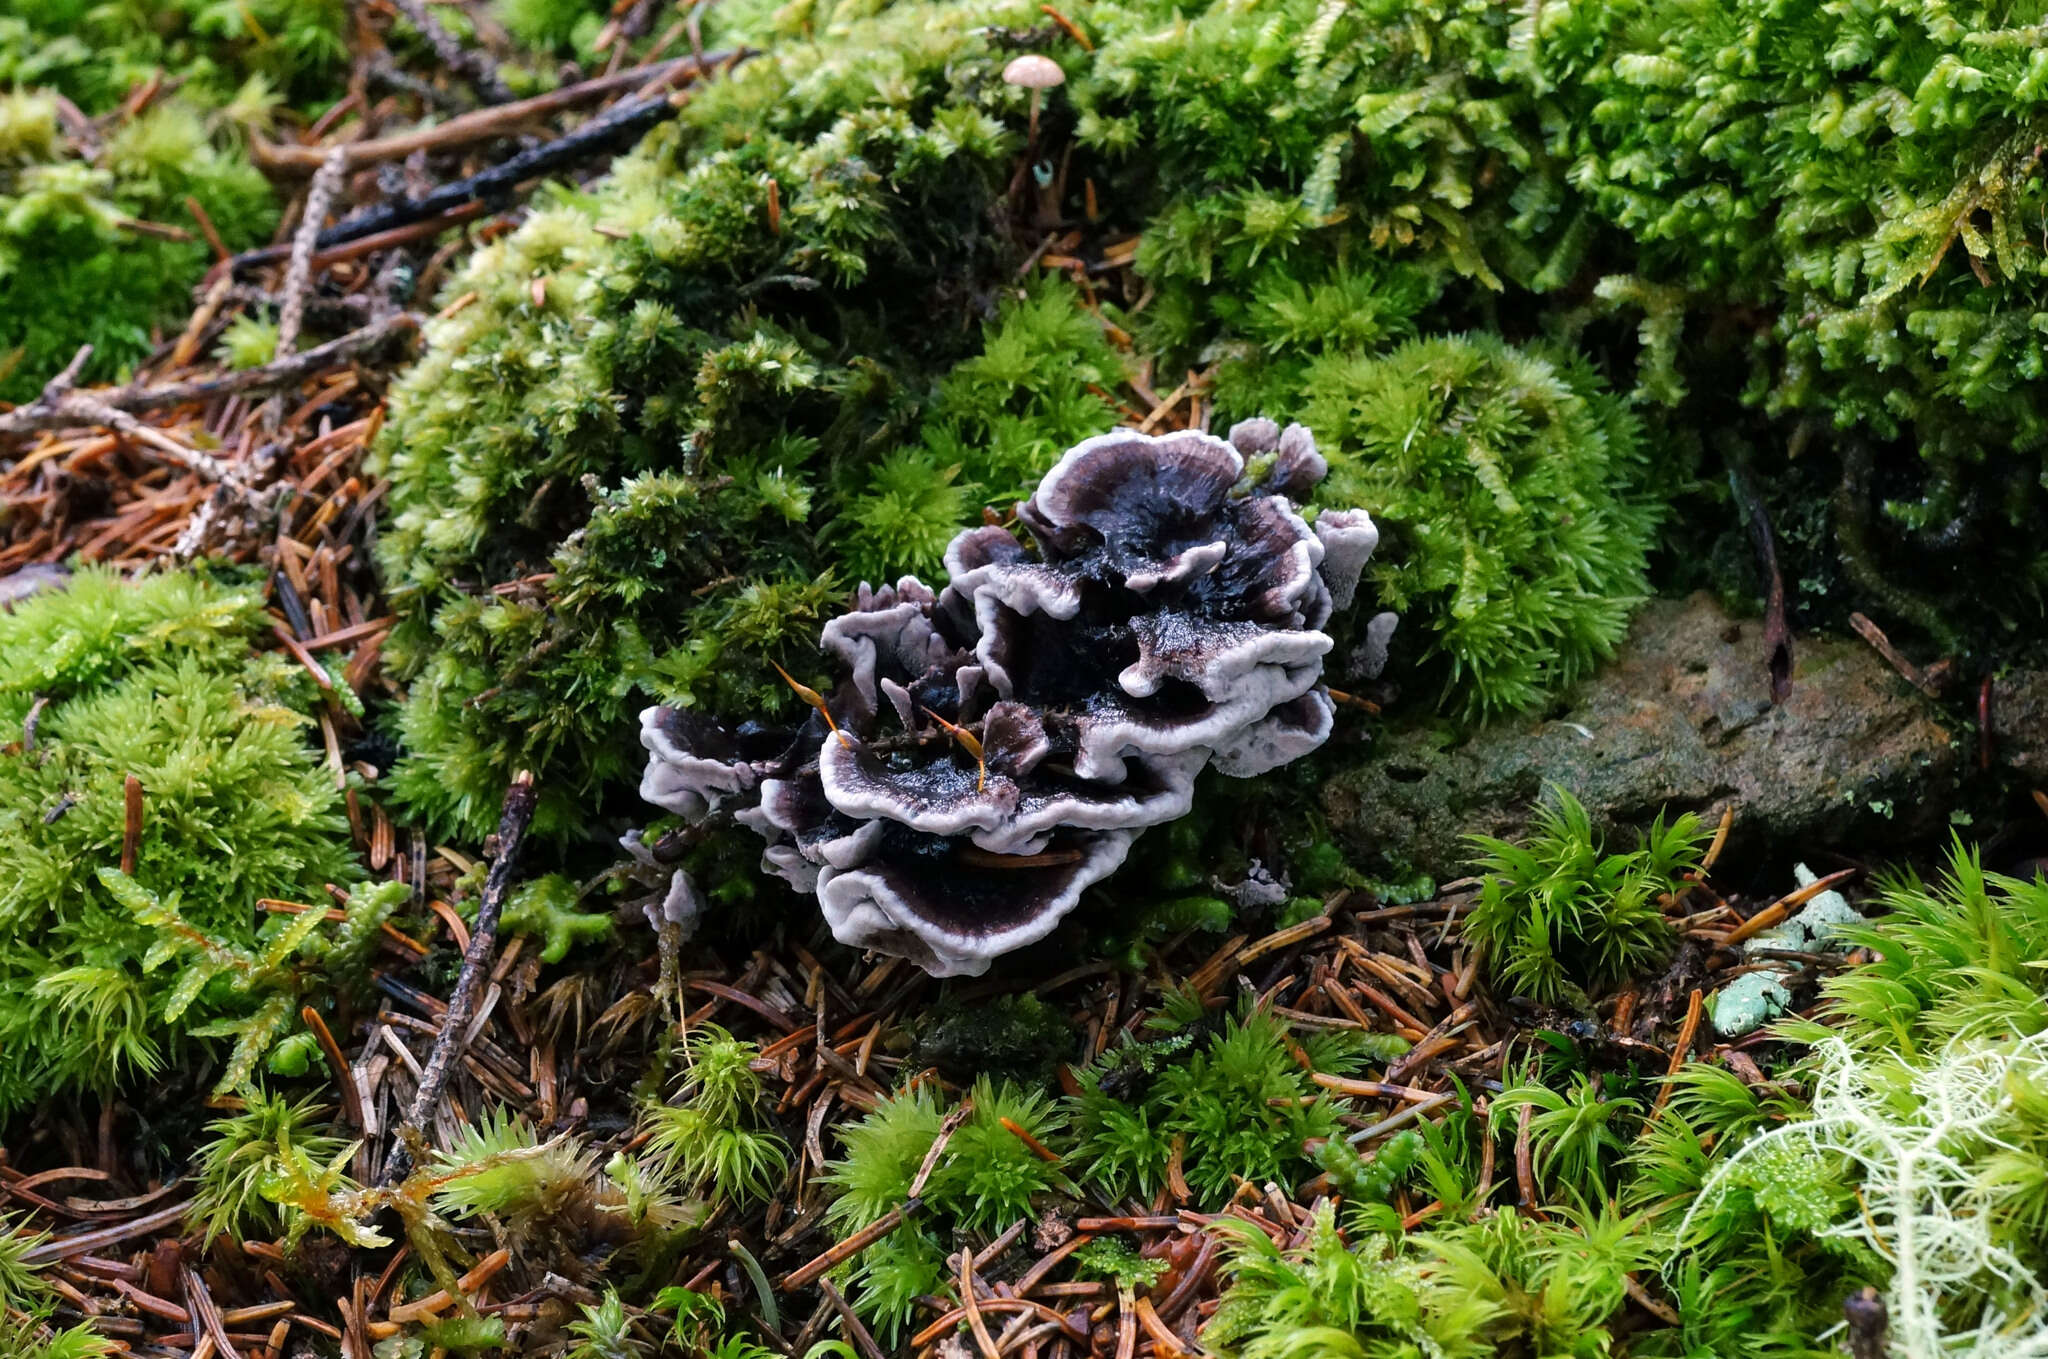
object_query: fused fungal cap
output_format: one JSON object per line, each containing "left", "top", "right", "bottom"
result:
{"left": 638, "top": 420, "right": 1389, "bottom": 976}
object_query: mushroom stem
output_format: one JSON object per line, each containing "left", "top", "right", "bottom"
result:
{"left": 1001, "top": 54, "right": 1064, "bottom": 149}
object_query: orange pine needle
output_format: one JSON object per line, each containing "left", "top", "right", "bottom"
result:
{"left": 1000, "top": 1116, "right": 1063, "bottom": 1163}
{"left": 921, "top": 705, "right": 986, "bottom": 792}
{"left": 772, "top": 660, "right": 850, "bottom": 749}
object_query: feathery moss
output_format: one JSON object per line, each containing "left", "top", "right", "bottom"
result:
{"left": 0, "top": 567, "right": 361, "bottom": 1115}
{"left": 1306, "top": 336, "right": 1663, "bottom": 721}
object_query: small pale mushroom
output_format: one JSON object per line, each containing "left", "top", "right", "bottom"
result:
{"left": 1002, "top": 53, "right": 1065, "bottom": 143}
{"left": 636, "top": 421, "right": 1388, "bottom": 977}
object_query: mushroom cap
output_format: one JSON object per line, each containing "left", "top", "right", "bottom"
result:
{"left": 635, "top": 420, "right": 1388, "bottom": 975}
{"left": 1002, "top": 53, "right": 1067, "bottom": 88}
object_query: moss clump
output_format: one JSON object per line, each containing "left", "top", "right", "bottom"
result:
{"left": 0, "top": 0, "right": 354, "bottom": 399}
{"left": 1464, "top": 786, "right": 1708, "bottom": 1007}
{"left": 0, "top": 0, "right": 346, "bottom": 112}
{"left": 214, "top": 314, "right": 280, "bottom": 371}
{"left": 821, "top": 1078, "right": 1072, "bottom": 1340}
{"left": 374, "top": 0, "right": 1658, "bottom": 840}
{"left": 492, "top": 0, "right": 605, "bottom": 59}
{"left": 812, "top": 1000, "right": 1399, "bottom": 1337}
{"left": 1571, "top": 1, "right": 2048, "bottom": 551}
{"left": 1069, "top": 1001, "right": 1401, "bottom": 1204}
{"left": 1306, "top": 335, "right": 1662, "bottom": 721}
{"left": 372, "top": 0, "right": 1075, "bottom": 839}
{"left": 0, "top": 568, "right": 360, "bottom": 1114}
{"left": 0, "top": 91, "right": 279, "bottom": 400}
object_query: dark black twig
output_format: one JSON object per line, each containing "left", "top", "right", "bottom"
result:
{"left": 1728, "top": 461, "right": 1793, "bottom": 704}
{"left": 311, "top": 90, "right": 686, "bottom": 251}
{"left": 383, "top": 770, "right": 539, "bottom": 1183}
{"left": 1844, "top": 1287, "right": 1887, "bottom": 1359}
{"left": 272, "top": 570, "right": 314, "bottom": 641}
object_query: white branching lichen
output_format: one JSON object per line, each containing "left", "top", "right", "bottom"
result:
{"left": 1683, "top": 1031, "right": 2048, "bottom": 1357}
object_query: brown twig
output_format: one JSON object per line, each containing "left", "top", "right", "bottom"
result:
{"left": 22, "top": 1201, "right": 190, "bottom": 1263}
{"left": 1513, "top": 1102, "right": 1539, "bottom": 1212}
{"left": 0, "top": 350, "right": 249, "bottom": 481}
{"left": 780, "top": 1207, "right": 906, "bottom": 1290}
{"left": 908, "top": 1100, "right": 974, "bottom": 1200}
{"left": 1308, "top": 1074, "right": 1440, "bottom": 1103}
{"left": 1646, "top": 989, "right": 1707, "bottom": 1124}
{"left": 0, "top": 316, "right": 417, "bottom": 439}
{"left": 1000, "top": 1116, "right": 1062, "bottom": 1164}
{"left": 183, "top": 1266, "right": 242, "bottom": 1359}
{"left": 119, "top": 775, "right": 143, "bottom": 874}
{"left": 382, "top": 771, "right": 537, "bottom": 1182}
{"left": 1849, "top": 612, "right": 1943, "bottom": 697}
{"left": 818, "top": 1279, "right": 886, "bottom": 1359}
{"left": 301, "top": 1007, "right": 366, "bottom": 1131}
{"left": 1699, "top": 803, "right": 1734, "bottom": 874}
{"left": 250, "top": 54, "right": 734, "bottom": 171}
{"left": 1730, "top": 460, "right": 1793, "bottom": 703}
{"left": 1720, "top": 869, "right": 1857, "bottom": 947}
{"left": 274, "top": 148, "right": 351, "bottom": 361}
{"left": 960, "top": 1248, "right": 1001, "bottom": 1359}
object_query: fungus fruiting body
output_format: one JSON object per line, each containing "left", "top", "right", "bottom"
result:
{"left": 638, "top": 421, "right": 1392, "bottom": 976}
{"left": 1001, "top": 53, "right": 1065, "bottom": 143}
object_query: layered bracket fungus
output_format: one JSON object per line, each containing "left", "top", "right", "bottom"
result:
{"left": 636, "top": 420, "right": 1394, "bottom": 976}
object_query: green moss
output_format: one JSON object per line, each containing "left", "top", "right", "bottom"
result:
{"left": 368, "top": 0, "right": 1692, "bottom": 840}
{"left": 371, "top": 0, "right": 1053, "bottom": 839}
{"left": 0, "top": 568, "right": 361, "bottom": 1115}
{"left": 819, "top": 1077, "right": 1075, "bottom": 1340}
{"left": 186, "top": 1089, "right": 349, "bottom": 1247}
{"left": 0, "top": 0, "right": 347, "bottom": 112}
{"left": 0, "top": 2, "right": 348, "bottom": 398}
{"left": 215, "top": 314, "right": 280, "bottom": 371}
{"left": 0, "top": 100, "right": 278, "bottom": 399}
{"left": 1305, "top": 335, "right": 1664, "bottom": 722}
{"left": 1070, "top": 1002, "right": 1395, "bottom": 1205}
{"left": 493, "top": 0, "right": 605, "bottom": 58}
{"left": 639, "top": 1025, "right": 790, "bottom": 1208}
{"left": 502, "top": 873, "right": 616, "bottom": 962}
{"left": 1572, "top": 0, "right": 2048, "bottom": 471}
{"left": 1463, "top": 786, "right": 1707, "bottom": 1006}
